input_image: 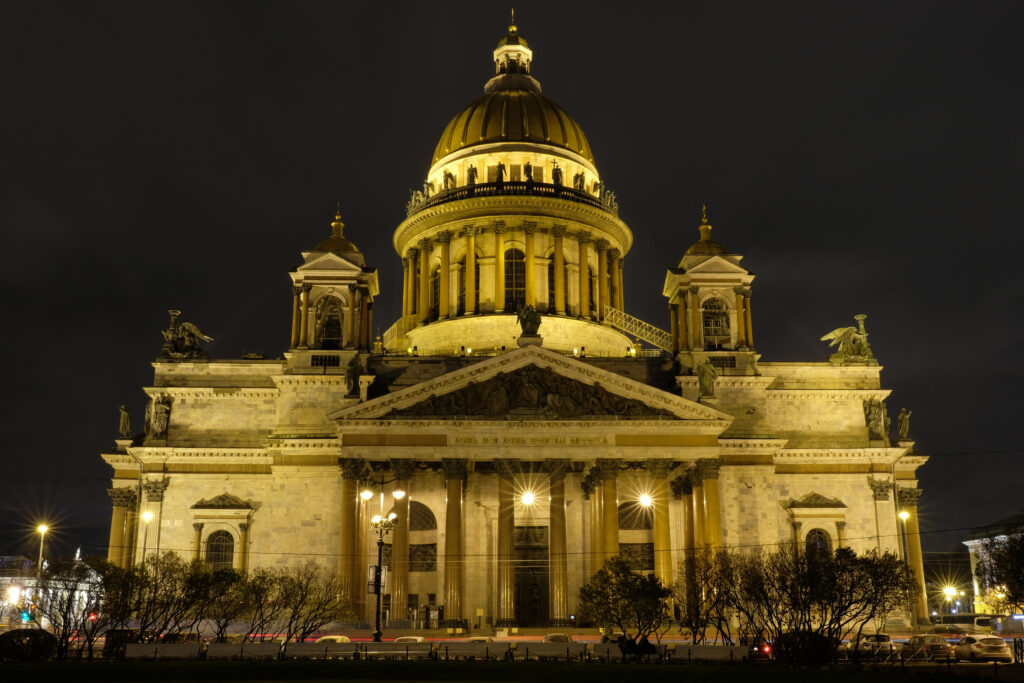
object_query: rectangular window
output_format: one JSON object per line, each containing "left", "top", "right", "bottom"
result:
{"left": 487, "top": 166, "right": 498, "bottom": 182}
{"left": 311, "top": 354, "right": 341, "bottom": 367}
{"left": 509, "top": 164, "right": 521, "bottom": 181}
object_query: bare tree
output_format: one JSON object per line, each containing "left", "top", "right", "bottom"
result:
{"left": 240, "top": 568, "right": 288, "bottom": 642}
{"left": 976, "top": 534, "right": 1024, "bottom": 618}
{"left": 278, "top": 562, "right": 353, "bottom": 642}
{"left": 675, "top": 549, "right": 736, "bottom": 644}
{"left": 33, "top": 560, "right": 102, "bottom": 659}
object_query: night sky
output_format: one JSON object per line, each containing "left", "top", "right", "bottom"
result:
{"left": 3, "top": 2, "right": 1022, "bottom": 560}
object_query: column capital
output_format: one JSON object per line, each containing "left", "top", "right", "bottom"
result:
{"left": 696, "top": 458, "right": 722, "bottom": 481}
{"left": 463, "top": 224, "right": 479, "bottom": 237}
{"left": 339, "top": 457, "right": 365, "bottom": 479}
{"left": 441, "top": 458, "right": 468, "bottom": 481}
{"left": 522, "top": 221, "right": 538, "bottom": 235}
{"left": 492, "top": 220, "right": 507, "bottom": 235}
{"left": 390, "top": 459, "right": 417, "bottom": 481}
{"left": 594, "top": 238, "right": 609, "bottom": 251}
{"left": 792, "top": 520, "right": 803, "bottom": 534}
{"left": 580, "top": 468, "right": 599, "bottom": 498}
{"left": 302, "top": 283, "right": 313, "bottom": 293}
{"left": 869, "top": 477, "right": 893, "bottom": 501}
{"left": 143, "top": 478, "right": 169, "bottom": 503}
{"left": 551, "top": 224, "right": 567, "bottom": 237}
{"left": 835, "top": 520, "right": 847, "bottom": 531}
{"left": 192, "top": 522, "right": 204, "bottom": 532}
{"left": 670, "top": 474, "right": 692, "bottom": 498}
{"left": 576, "top": 231, "right": 592, "bottom": 244}
{"left": 436, "top": 230, "right": 453, "bottom": 243}
{"left": 607, "top": 248, "right": 621, "bottom": 261}
{"left": 645, "top": 459, "right": 676, "bottom": 480}
{"left": 733, "top": 286, "right": 747, "bottom": 296}
{"left": 417, "top": 238, "right": 432, "bottom": 251}
{"left": 348, "top": 283, "right": 359, "bottom": 293}
{"left": 108, "top": 487, "right": 137, "bottom": 508}
{"left": 239, "top": 521, "right": 250, "bottom": 532}
{"left": 897, "top": 486, "right": 923, "bottom": 507}
{"left": 594, "top": 458, "right": 622, "bottom": 480}
{"left": 495, "top": 458, "right": 519, "bottom": 481}
{"left": 543, "top": 458, "right": 571, "bottom": 483}
{"left": 292, "top": 285, "right": 303, "bottom": 296}
{"left": 406, "top": 247, "right": 418, "bottom": 259}
{"left": 687, "top": 286, "right": 700, "bottom": 296}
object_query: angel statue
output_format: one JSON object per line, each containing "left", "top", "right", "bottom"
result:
{"left": 160, "top": 309, "right": 214, "bottom": 359}
{"left": 516, "top": 304, "right": 542, "bottom": 336}
{"left": 820, "top": 314, "right": 874, "bottom": 361}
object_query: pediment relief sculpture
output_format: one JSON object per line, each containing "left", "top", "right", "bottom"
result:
{"left": 191, "top": 493, "right": 253, "bottom": 509}
{"left": 789, "top": 492, "right": 847, "bottom": 509}
{"left": 383, "top": 364, "right": 675, "bottom": 420}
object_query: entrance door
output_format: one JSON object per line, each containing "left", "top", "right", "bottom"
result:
{"left": 514, "top": 526, "right": 549, "bottom": 626}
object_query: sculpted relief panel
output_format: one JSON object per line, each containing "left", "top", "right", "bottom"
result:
{"left": 383, "top": 364, "right": 675, "bottom": 420}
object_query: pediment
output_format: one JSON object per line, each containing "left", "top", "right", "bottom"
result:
{"left": 683, "top": 254, "right": 749, "bottom": 275}
{"left": 298, "top": 251, "right": 364, "bottom": 273}
{"left": 789, "top": 492, "right": 847, "bottom": 509}
{"left": 329, "top": 344, "right": 732, "bottom": 423}
{"left": 191, "top": 493, "right": 252, "bottom": 509}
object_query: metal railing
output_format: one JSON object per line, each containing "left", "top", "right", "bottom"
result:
{"left": 603, "top": 306, "right": 673, "bottom": 352}
{"left": 406, "top": 181, "right": 618, "bottom": 217}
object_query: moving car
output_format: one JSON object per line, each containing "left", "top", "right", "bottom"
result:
{"left": 315, "top": 635, "right": 351, "bottom": 643}
{"left": 953, "top": 635, "right": 1012, "bottom": 663}
{"left": 394, "top": 635, "right": 426, "bottom": 643}
{"left": 543, "top": 633, "right": 573, "bottom": 643}
{"left": 901, "top": 635, "right": 955, "bottom": 661}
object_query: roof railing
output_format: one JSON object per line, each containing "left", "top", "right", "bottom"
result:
{"left": 405, "top": 181, "right": 618, "bottom": 217}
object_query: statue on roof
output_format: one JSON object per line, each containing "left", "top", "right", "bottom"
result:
{"left": 697, "top": 359, "right": 717, "bottom": 398}
{"left": 820, "top": 314, "right": 874, "bottom": 361}
{"left": 118, "top": 405, "right": 131, "bottom": 438}
{"left": 467, "top": 164, "right": 478, "bottom": 185}
{"left": 443, "top": 169, "right": 456, "bottom": 190}
{"left": 516, "top": 304, "right": 542, "bottom": 336}
{"left": 160, "top": 309, "right": 213, "bottom": 359}
{"left": 345, "top": 355, "right": 363, "bottom": 397}
{"left": 897, "top": 407, "right": 912, "bottom": 440}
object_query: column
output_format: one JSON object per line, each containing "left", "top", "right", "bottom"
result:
{"left": 418, "top": 239, "right": 430, "bottom": 324}
{"left": 290, "top": 286, "right": 302, "bottom": 348}
{"left": 582, "top": 469, "right": 604, "bottom": 575}
{"left": 106, "top": 488, "right": 133, "bottom": 566}
{"left": 598, "top": 459, "right": 620, "bottom": 559}
{"left": 545, "top": 459, "right": 570, "bottom": 625}
{"left": 898, "top": 487, "right": 930, "bottom": 622}
{"left": 347, "top": 285, "right": 358, "bottom": 347}
{"left": 595, "top": 239, "right": 609, "bottom": 322}
{"left": 688, "top": 287, "right": 700, "bottom": 349}
{"left": 298, "top": 283, "right": 312, "bottom": 348}
{"left": 493, "top": 223, "right": 506, "bottom": 312}
{"left": 691, "top": 468, "right": 706, "bottom": 551}
{"left": 835, "top": 521, "right": 847, "bottom": 549}
{"left": 523, "top": 222, "right": 537, "bottom": 308}
{"left": 577, "top": 233, "right": 591, "bottom": 319}
{"left": 615, "top": 259, "right": 625, "bottom": 310}
{"left": 743, "top": 290, "right": 754, "bottom": 347}
{"left": 390, "top": 459, "right": 415, "bottom": 626}
{"left": 647, "top": 460, "right": 675, "bottom": 586}
{"left": 870, "top": 479, "right": 897, "bottom": 551}
{"left": 238, "top": 521, "right": 250, "bottom": 573}
{"left": 678, "top": 298, "right": 689, "bottom": 350}
{"left": 406, "top": 250, "right": 418, "bottom": 321}
{"left": 339, "top": 459, "right": 363, "bottom": 603}
{"left": 496, "top": 460, "right": 517, "bottom": 625}
{"left": 442, "top": 458, "right": 467, "bottom": 625}
{"left": 697, "top": 459, "right": 723, "bottom": 550}
{"left": 438, "top": 231, "right": 452, "bottom": 320}
{"left": 361, "top": 298, "right": 372, "bottom": 349}
{"left": 669, "top": 304, "right": 679, "bottom": 355}
{"left": 552, "top": 226, "right": 566, "bottom": 314}
{"left": 401, "top": 258, "right": 410, "bottom": 318}
{"left": 734, "top": 287, "right": 747, "bottom": 348}
{"left": 465, "top": 226, "right": 477, "bottom": 315}
{"left": 677, "top": 475, "right": 697, "bottom": 616}
{"left": 121, "top": 496, "right": 139, "bottom": 569}
{"left": 192, "top": 522, "right": 203, "bottom": 561}
{"left": 607, "top": 249, "right": 620, "bottom": 311}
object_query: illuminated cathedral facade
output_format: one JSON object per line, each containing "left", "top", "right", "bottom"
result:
{"left": 101, "top": 23, "right": 929, "bottom": 629}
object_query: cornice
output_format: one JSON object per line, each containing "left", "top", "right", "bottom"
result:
{"left": 336, "top": 418, "right": 725, "bottom": 431}
{"left": 143, "top": 386, "right": 279, "bottom": 399}
{"left": 717, "top": 438, "right": 788, "bottom": 452}
{"left": 775, "top": 447, "right": 906, "bottom": 464}
{"left": 766, "top": 389, "right": 892, "bottom": 401}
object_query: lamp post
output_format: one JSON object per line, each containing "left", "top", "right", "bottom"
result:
{"left": 360, "top": 478, "right": 406, "bottom": 642}
{"left": 141, "top": 511, "right": 154, "bottom": 564}
{"left": 34, "top": 524, "right": 48, "bottom": 626}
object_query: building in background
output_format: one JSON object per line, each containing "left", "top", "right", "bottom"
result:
{"left": 100, "top": 22, "right": 929, "bottom": 629}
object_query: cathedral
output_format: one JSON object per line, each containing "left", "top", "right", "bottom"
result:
{"left": 101, "top": 22, "right": 929, "bottom": 630}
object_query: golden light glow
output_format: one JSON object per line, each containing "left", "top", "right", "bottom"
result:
{"left": 371, "top": 515, "right": 382, "bottom": 524}
{"left": 141, "top": 512, "right": 153, "bottom": 523}
{"left": 392, "top": 488, "right": 406, "bottom": 500}
{"left": 36, "top": 524, "right": 48, "bottom": 535}
{"left": 943, "top": 586, "right": 957, "bottom": 598}
{"left": 360, "top": 489, "right": 374, "bottom": 501}
{"left": 7, "top": 586, "right": 21, "bottom": 604}
{"left": 387, "top": 512, "right": 397, "bottom": 521}
{"left": 521, "top": 491, "right": 536, "bottom": 505}
{"left": 638, "top": 493, "right": 653, "bottom": 507}
{"left": 898, "top": 510, "right": 910, "bottom": 521}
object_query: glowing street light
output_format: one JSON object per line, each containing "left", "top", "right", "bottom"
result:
{"left": 898, "top": 510, "right": 910, "bottom": 521}
{"left": 638, "top": 494, "right": 653, "bottom": 508}
{"left": 362, "top": 474, "right": 406, "bottom": 642}
{"left": 520, "top": 491, "right": 536, "bottom": 506}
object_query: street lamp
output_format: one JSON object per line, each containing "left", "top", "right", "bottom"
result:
{"left": 360, "top": 477, "right": 406, "bottom": 642}
{"left": 141, "top": 511, "right": 154, "bottom": 564}
{"left": 944, "top": 585, "right": 957, "bottom": 615}
{"left": 35, "top": 524, "right": 48, "bottom": 625}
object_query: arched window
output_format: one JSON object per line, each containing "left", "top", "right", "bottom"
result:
{"left": 429, "top": 267, "right": 440, "bottom": 322}
{"left": 387, "top": 501, "right": 437, "bottom": 572}
{"left": 205, "top": 531, "right": 234, "bottom": 570}
{"left": 409, "top": 501, "right": 437, "bottom": 531}
{"left": 618, "top": 501, "right": 653, "bottom": 530}
{"left": 505, "top": 249, "right": 526, "bottom": 311}
{"left": 702, "top": 298, "right": 729, "bottom": 349}
{"left": 314, "top": 296, "right": 344, "bottom": 349}
{"left": 457, "top": 256, "right": 479, "bottom": 316}
{"left": 805, "top": 528, "right": 832, "bottom": 561}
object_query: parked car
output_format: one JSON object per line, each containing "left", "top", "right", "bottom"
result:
{"left": 901, "top": 635, "right": 955, "bottom": 661}
{"left": 463, "top": 636, "right": 493, "bottom": 643}
{"left": 0, "top": 629, "right": 58, "bottom": 662}
{"left": 846, "top": 634, "right": 896, "bottom": 659}
{"left": 748, "top": 640, "right": 773, "bottom": 661}
{"left": 315, "top": 635, "right": 351, "bottom": 643}
{"left": 543, "top": 633, "right": 572, "bottom": 643}
{"left": 953, "top": 635, "right": 1012, "bottom": 663}
{"left": 394, "top": 635, "right": 426, "bottom": 643}
{"left": 928, "top": 625, "right": 968, "bottom": 638}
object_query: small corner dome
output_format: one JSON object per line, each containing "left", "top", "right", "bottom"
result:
{"left": 684, "top": 206, "right": 727, "bottom": 257}
{"left": 315, "top": 212, "right": 359, "bottom": 253}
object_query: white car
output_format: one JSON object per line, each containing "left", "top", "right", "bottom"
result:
{"left": 315, "top": 635, "right": 351, "bottom": 643}
{"left": 394, "top": 635, "right": 426, "bottom": 643}
{"left": 847, "top": 634, "right": 895, "bottom": 659}
{"left": 954, "top": 635, "right": 1012, "bottom": 663}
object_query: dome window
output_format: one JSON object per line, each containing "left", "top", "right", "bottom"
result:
{"left": 702, "top": 298, "right": 730, "bottom": 350}
{"left": 505, "top": 249, "right": 526, "bottom": 311}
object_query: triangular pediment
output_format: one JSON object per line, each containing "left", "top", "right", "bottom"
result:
{"left": 789, "top": 492, "right": 847, "bottom": 509}
{"left": 298, "top": 251, "right": 364, "bottom": 272}
{"left": 684, "top": 254, "right": 749, "bottom": 275}
{"left": 329, "top": 344, "right": 732, "bottom": 423}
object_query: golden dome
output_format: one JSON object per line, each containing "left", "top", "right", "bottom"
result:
{"left": 315, "top": 210, "right": 359, "bottom": 253}
{"left": 685, "top": 205, "right": 726, "bottom": 256}
{"left": 432, "top": 90, "right": 594, "bottom": 165}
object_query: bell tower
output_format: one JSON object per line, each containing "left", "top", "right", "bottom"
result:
{"left": 663, "top": 206, "right": 757, "bottom": 374}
